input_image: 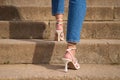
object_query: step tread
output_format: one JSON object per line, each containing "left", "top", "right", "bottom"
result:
{"left": 0, "top": 21, "right": 120, "bottom": 22}
{"left": 0, "top": 39, "right": 120, "bottom": 44}
{"left": 0, "top": 5, "right": 117, "bottom": 7}
{"left": 0, "top": 39, "right": 120, "bottom": 64}
{"left": 0, "top": 64, "right": 120, "bottom": 80}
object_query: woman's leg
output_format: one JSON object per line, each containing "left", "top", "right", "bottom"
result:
{"left": 52, "top": 0, "right": 64, "bottom": 30}
{"left": 52, "top": 0, "right": 64, "bottom": 16}
{"left": 64, "top": 0, "right": 87, "bottom": 59}
{"left": 52, "top": 0, "right": 65, "bottom": 41}
{"left": 67, "top": 0, "right": 87, "bottom": 43}
{"left": 52, "top": 0, "right": 86, "bottom": 60}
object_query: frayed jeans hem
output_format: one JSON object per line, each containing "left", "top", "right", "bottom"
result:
{"left": 52, "top": 11, "right": 64, "bottom": 16}
{"left": 67, "top": 40, "right": 80, "bottom": 43}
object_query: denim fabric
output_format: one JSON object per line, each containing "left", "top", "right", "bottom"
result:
{"left": 52, "top": 0, "right": 87, "bottom": 43}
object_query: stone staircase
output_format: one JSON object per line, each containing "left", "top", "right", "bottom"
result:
{"left": 0, "top": 0, "right": 120, "bottom": 80}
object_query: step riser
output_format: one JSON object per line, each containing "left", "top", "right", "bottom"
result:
{"left": 0, "top": 0, "right": 55, "bottom": 6}
{"left": 50, "top": 21, "right": 120, "bottom": 40}
{"left": 0, "top": 6, "right": 115, "bottom": 21}
{"left": 115, "top": 7, "right": 120, "bottom": 20}
{"left": 0, "top": 21, "right": 120, "bottom": 39}
{"left": 0, "top": 39, "right": 119, "bottom": 64}
{"left": 0, "top": 21, "right": 50, "bottom": 39}
{"left": 1, "top": 0, "right": 120, "bottom": 20}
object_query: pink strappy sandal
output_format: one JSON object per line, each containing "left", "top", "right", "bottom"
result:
{"left": 62, "top": 48, "right": 80, "bottom": 72}
{"left": 55, "top": 18, "right": 64, "bottom": 41}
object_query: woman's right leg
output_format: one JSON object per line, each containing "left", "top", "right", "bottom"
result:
{"left": 67, "top": 0, "right": 87, "bottom": 43}
{"left": 64, "top": 0, "right": 87, "bottom": 71}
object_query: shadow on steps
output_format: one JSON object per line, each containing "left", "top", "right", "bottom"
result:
{"left": 9, "top": 21, "right": 47, "bottom": 39}
{"left": 0, "top": 6, "right": 21, "bottom": 20}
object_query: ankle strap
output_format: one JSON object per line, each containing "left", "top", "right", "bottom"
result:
{"left": 56, "top": 21, "right": 63, "bottom": 25}
{"left": 56, "top": 18, "right": 63, "bottom": 21}
{"left": 66, "top": 48, "right": 76, "bottom": 60}
{"left": 56, "top": 18, "right": 63, "bottom": 23}
{"left": 66, "top": 48, "right": 76, "bottom": 51}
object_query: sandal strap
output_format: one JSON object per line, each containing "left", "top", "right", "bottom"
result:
{"left": 56, "top": 20, "right": 64, "bottom": 31}
{"left": 56, "top": 18, "right": 63, "bottom": 24}
{"left": 56, "top": 18, "right": 63, "bottom": 21}
{"left": 66, "top": 48, "right": 76, "bottom": 51}
{"left": 66, "top": 48, "right": 80, "bottom": 69}
{"left": 66, "top": 48, "right": 76, "bottom": 61}
{"left": 56, "top": 22, "right": 63, "bottom": 25}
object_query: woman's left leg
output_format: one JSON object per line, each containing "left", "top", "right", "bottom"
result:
{"left": 52, "top": 0, "right": 65, "bottom": 41}
{"left": 52, "top": 0, "right": 64, "bottom": 16}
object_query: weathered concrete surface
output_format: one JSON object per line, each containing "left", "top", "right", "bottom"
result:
{"left": 50, "top": 21, "right": 120, "bottom": 40}
{"left": 0, "top": 21, "right": 50, "bottom": 39}
{"left": 0, "top": 6, "right": 114, "bottom": 21}
{"left": 0, "top": 0, "right": 115, "bottom": 7}
{"left": 0, "top": 0, "right": 118, "bottom": 20}
{"left": 0, "top": 64, "right": 120, "bottom": 80}
{"left": 81, "top": 21, "right": 120, "bottom": 39}
{"left": 1, "top": 0, "right": 120, "bottom": 20}
{"left": 114, "top": 7, "right": 120, "bottom": 20}
{"left": 85, "top": 7, "right": 113, "bottom": 20}
{"left": 0, "top": 21, "right": 120, "bottom": 39}
{"left": 0, "top": 39, "right": 120, "bottom": 64}
{"left": 0, "top": 6, "right": 54, "bottom": 21}
{"left": 0, "top": 0, "right": 5, "bottom": 5}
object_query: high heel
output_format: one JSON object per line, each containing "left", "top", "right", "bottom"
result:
{"left": 62, "top": 58, "right": 72, "bottom": 72}
{"left": 62, "top": 48, "right": 80, "bottom": 72}
{"left": 56, "top": 30, "right": 64, "bottom": 41}
{"left": 55, "top": 18, "right": 64, "bottom": 41}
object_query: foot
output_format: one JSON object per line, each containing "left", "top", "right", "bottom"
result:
{"left": 56, "top": 18, "right": 63, "bottom": 31}
{"left": 64, "top": 49, "right": 76, "bottom": 60}
{"left": 63, "top": 48, "right": 80, "bottom": 70}
{"left": 55, "top": 18, "right": 64, "bottom": 41}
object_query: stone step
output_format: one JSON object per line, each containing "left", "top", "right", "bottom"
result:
{"left": 0, "top": 0, "right": 117, "bottom": 7}
{"left": 0, "top": 39, "right": 120, "bottom": 64}
{"left": 0, "top": 21, "right": 120, "bottom": 39}
{"left": 0, "top": 0, "right": 119, "bottom": 20}
{"left": 0, "top": 64, "right": 120, "bottom": 80}
{"left": 0, "top": 21, "right": 49, "bottom": 39}
{"left": 0, "top": 5, "right": 117, "bottom": 21}
{"left": 51, "top": 21, "right": 120, "bottom": 40}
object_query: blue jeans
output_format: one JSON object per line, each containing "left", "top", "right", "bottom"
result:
{"left": 52, "top": 0, "right": 86, "bottom": 43}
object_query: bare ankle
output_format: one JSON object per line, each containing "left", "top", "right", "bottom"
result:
{"left": 56, "top": 17, "right": 63, "bottom": 30}
{"left": 67, "top": 42, "right": 76, "bottom": 49}
{"left": 67, "top": 42, "right": 77, "bottom": 56}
